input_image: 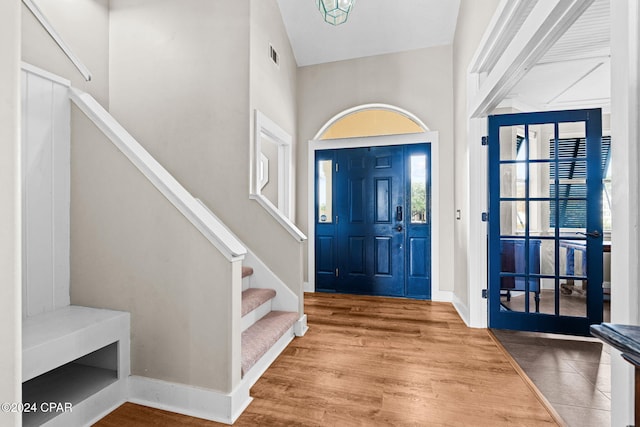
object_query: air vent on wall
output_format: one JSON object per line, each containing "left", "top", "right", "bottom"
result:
{"left": 269, "top": 44, "right": 279, "bottom": 67}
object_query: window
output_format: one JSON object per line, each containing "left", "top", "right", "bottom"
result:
{"left": 549, "top": 136, "right": 611, "bottom": 229}
{"left": 317, "top": 160, "right": 333, "bottom": 223}
{"left": 410, "top": 154, "right": 427, "bottom": 223}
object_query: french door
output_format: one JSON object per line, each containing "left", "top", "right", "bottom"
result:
{"left": 488, "top": 109, "right": 604, "bottom": 335}
{"left": 315, "top": 144, "right": 431, "bottom": 299}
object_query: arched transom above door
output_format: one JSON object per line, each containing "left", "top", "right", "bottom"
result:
{"left": 315, "top": 104, "right": 429, "bottom": 140}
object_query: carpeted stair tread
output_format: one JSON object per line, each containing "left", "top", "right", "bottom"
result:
{"left": 241, "top": 310, "right": 298, "bottom": 376}
{"left": 242, "top": 288, "right": 276, "bottom": 317}
{"left": 241, "top": 266, "right": 254, "bottom": 278}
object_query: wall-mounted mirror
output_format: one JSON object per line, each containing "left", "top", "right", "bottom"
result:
{"left": 252, "top": 110, "right": 293, "bottom": 219}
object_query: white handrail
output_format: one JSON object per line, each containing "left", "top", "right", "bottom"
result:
{"left": 22, "top": 0, "right": 92, "bottom": 82}
{"left": 69, "top": 88, "right": 247, "bottom": 262}
{"left": 249, "top": 194, "right": 307, "bottom": 242}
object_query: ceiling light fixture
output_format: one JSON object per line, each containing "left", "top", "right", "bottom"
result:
{"left": 316, "top": 0, "right": 355, "bottom": 26}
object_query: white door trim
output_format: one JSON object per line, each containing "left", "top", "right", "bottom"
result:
{"left": 463, "top": 0, "right": 598, "bottom": 328}
{"left": 307, "top": 130, "right": 448, "bottom": 302}
{"left": 609, "top": 1, "right": 640, "bottom": 424}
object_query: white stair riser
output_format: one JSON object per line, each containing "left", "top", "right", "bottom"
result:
{"left": 242, "top": 275, "right": 251, "bottom": 291}
{"left": 241, "top": 300, "right": 272, "bottom": 332}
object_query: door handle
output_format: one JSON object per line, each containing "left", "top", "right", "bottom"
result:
{"left": 395, "top": 224, "right": 403, "bottom": 232}
{"left": 576, "top": 230, "right": 601, "bottom": 238}
{"left": 396, "top": 206, "right": 403, "bottom": 222}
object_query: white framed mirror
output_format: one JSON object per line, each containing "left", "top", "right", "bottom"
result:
{"left": 252, "top": 110, "right": 293, "bottom": 219}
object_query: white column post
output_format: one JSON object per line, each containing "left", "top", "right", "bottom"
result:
{"left": 0, "top": 1, "right": 22, "bottom": 425}
{"left": 467, "top": 116, "right": 489, "bottom": 328}
{"left": 610, "top": 1, "right": 640, "bottom": 425}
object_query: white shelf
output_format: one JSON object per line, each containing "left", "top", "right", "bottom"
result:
{"left": 21, "top": 305, "right": 130, "bottom": 426}
{"left": 23, "top": 363, "right": 117, "bottom": 427}
{"left": 23, "top": 306, "right": 130, "bottom": 382}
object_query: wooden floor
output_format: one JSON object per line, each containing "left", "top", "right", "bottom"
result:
{"left": 96, "top": 293, "right": 558, "bottom": 426}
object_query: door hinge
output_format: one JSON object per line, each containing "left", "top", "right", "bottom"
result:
{"left": 482, "top": 289, "right": 488, "bottom": 299}
{"left": 481, "top": 136, "right": 488, "bottom": 146}
{"left": 481, "top": 212, "right": 489, "bottom": 222}
{"left": 335, "top": 267, "right": 339, "bottom": 277}
{"left": 335, "top": 163, "right": 339, "bottom": 172}
{"left": 335, "top": 215, "right": 338, "bottom": 224}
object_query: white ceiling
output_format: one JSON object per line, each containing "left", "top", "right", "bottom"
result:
{"left": 506, "top": 0, "right": 611, "bottom": 111}
{"left": 276, "top": 0, "right": 610, "bottom": 111}
{"left": 276, "top": 0, "right": 461, "bottom": 67}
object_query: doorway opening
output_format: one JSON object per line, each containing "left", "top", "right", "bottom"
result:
{"left": 487, "top": 108, "right": 606, "bottom": 336}
{"left": 307, "top": 104, "right": 445, "bottom": 300}
{"left": 315, "top": 144, "right": 431, "bottom": 299}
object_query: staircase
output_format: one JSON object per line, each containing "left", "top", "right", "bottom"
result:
{"left": 67, "top": 87, "right": 305, "bottom": 423}
{"left": 240, "top": 267, "right": 298, "bottom": 377}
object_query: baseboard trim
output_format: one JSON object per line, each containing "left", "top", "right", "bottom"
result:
{"left": 128, "top": 375, "right": 252, "bottom": 425}
{"left": 451, "top": 293, "right": 471, "bottom": 327}
{"left": 303, "top": 282, "right": 314, "bottom": 293}
{"left": 295, "top": 314, "right": 308, "bottom": 336}
{"left": 431, "top": 289, "right": 453, "bottom": 303}
{"left": 126, "top": 325, "right": 298, "bottom": 425}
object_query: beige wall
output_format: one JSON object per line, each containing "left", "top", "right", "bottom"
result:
{"left": 250, "top": 0, "right": 296, "bottom": 211}
{"left": 109, "top": 0, "right": 303, "bottom": 299}
{"left": 0, "top": 1, "right": 21, "bottom": 423}
{"left": 297, "top": 46, "right": 455, "bottom": 289}
{"left": 69, "top": 110, "right": 238, "bottom": 392}
{"left": 248, "top": 0, "right": 304, "bottom": 298}
{"left": 21, "top": 0, "right": 110, "bottom": 105}
{"left": 250, "top": 0, "right": 297, "bottom": 146}
{"left": 21, "top": 0, "right": 245, "bottom": 393}
{"left": 452, "top": 0, "right": 501, "bottom": 308}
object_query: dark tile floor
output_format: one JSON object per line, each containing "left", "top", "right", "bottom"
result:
{"left": 493, "top": 329, "right": 611, "bottom": 427}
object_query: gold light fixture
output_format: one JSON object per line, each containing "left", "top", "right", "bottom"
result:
{"left": 316, "top": 0, "right": 356, "bottom": 26}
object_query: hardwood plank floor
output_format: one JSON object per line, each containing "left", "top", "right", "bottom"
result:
{"left": 95, "top": 293, "right": 558, "bottom": 426}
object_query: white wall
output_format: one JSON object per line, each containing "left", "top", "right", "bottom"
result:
{"left": 297, "top": 46, "right": 455, "bottom": 290}
{"left": 452, "top": 0, "right": 501, "bottom": 313}
{"left": 0, "top": 0, "right": 21, "bottom": 424}
{"left": 21, "top": 68, "right": 71, "bottom": 318}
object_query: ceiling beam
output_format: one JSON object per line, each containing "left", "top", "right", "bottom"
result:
{"left": 469, "top": 0, "right": 596, "bottom": 118}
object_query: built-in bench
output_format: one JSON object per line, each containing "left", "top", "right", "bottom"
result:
{"left": 22, "top": 306, "right": 130, "bottom": 427}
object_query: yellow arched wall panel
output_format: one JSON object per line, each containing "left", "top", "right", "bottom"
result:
{"left": 320, "top": 109, "right": 424, "bottom": 140}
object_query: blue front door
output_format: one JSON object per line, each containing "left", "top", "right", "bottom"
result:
{"left": 315, "top": 144, "right": 431, "bottom": 299}
{"left": 488, "top": 109, "right": 604, "bottom": 335}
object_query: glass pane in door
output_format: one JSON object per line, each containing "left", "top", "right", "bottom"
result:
{"left": 488, "top": 109, "right": 603, "bottom": 335}
{"left": 410, "top": 154, "right": 427, "bottom": 223}
{"left": 317, "top": 159, "right": 333, "bottom": 223}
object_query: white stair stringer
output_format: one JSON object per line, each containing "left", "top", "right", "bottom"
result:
{"left": 194, "top": 199, "right": 307, "bottom": 407}
{"left": 195, "top": 199, "right": 299, "bottom": 315}
{"left": 242, "top": 324, "right": 295, "bottom": 385}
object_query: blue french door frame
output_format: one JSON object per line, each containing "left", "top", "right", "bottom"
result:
{"left": 488, "top": 109, "right": 603, "bottom": 336}
{"left": 315, "top": 144, "right": 431, "bottom": 299}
